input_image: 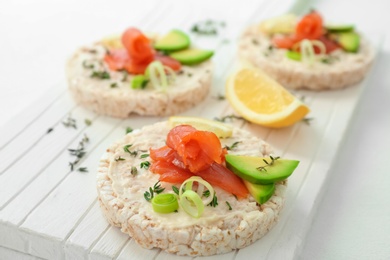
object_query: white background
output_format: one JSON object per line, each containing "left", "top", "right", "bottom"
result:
{"left": 1, "top": 0, "right": 389, "bottom": 259}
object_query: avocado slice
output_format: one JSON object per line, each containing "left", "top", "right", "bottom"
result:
{"left": 244, "top": 180, "right": 275, "bottom": 204}
{"left": 154, "top": 29, "right": 190, "bottom": 52}
{"left": 325, "top": 24, "right": 355, "bottom": 33}
{"left": 225, "top": 154, "right": 299, "bottom": 184}
{"left": 336, "top": 32, "right": 360, "bottom": 53}
{"left": 169, "top": 49, "right": 214, "bottom": 65}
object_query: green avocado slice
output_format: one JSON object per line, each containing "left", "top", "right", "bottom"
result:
{"left": 225, "top": 154, "right": 299, "bottom": 184}
{"left": 169, "top": 49, "right": 214, "bottom": 65}
{"left": 337, "top": 32, "right": 360, "bottom": 53}
{"left": 325, "top": 24, "right": 355, "bottom": 32}
{"left": 244, "top": 180, "right": 275, "bottom": 204}
{"left": 154, "top": 29, "right": 190, "bottom": 52}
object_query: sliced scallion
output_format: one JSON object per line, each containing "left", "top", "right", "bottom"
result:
{"left": 151, "top": 193, "right": 179, "bottom": 213}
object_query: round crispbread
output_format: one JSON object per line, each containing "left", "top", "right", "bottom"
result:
{"left": 97, "top": 121, "right": 287, "bottom": 256}
{"left": 238, "top": 25, "right": 375, "bottom": 90}
{"left": 66, "top": 44, "right": 212, "bottom": 117}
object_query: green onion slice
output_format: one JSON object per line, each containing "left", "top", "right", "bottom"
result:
{"left": 151, "top": 193, "right": 179, "bottom": 213}
{"left": 291, "top": 39, "right": 327, "bottom": 66}
{"left": 179, "top": 176, "right": 215, "bottom": 207}
{"left": 144, "top": 61, "right": 176, "bottom": 91}
{"left": 179, "top": 190, "right": 204, "bottom": 218}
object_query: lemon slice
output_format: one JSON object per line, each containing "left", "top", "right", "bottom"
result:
{"left": 101, "top": 34, "right": 123, "bottom": 49}
{"left": 169, "top": 116, "right": 233, "bottom": 138}
{"left": 259, "top": 13, "right": 297, "bottom": 34}
{"left": 225, "top": 65, "right": 310, "bottom": 128}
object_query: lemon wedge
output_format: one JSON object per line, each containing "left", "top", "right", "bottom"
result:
{"left": 169, "top": 116, "right": 233, "bottom": 138}
{"left": 225, "top": 65, "right": 310, "bottom": 128}
{"left": 101, "top": 35, "right": 123, "bottom": 49}
{"left": 259, "top": 13, "right": 297, "bottom": 34}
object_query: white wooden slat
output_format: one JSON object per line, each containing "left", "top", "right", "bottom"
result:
{"left": 0, "top": 245, "right": 43, "bottom": 260}
{"left": 0, "top": 90, "right": 75, "bottom": 174}
{"left": 0, "top": 105, "right": 97, "bottom": 209}
{"left": 116, "top": 239, "right": 160, "bottom": 260}
{"left": 0, "top": 115, "right": 120, "bottom": 225}
{"left": 155, "top": 251, "right": 194, "bottom": 260}
{"left": 193, "top": 251, "right": 236, "bottom": 260}
{"left": 0, "top": 81, "right": 66, "bottom": 150}
{"left": 89, "top": 227, "right": 129, "bottom": 260}
{"left": 65, "top": 202, "right": 109, "bottom": 260}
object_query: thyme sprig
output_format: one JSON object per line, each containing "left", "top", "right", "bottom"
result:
{"left": 62, "top": 115, "right": 77, "bottom": 129}
{"left": 214, "top": 114, "right": 246, "bottom": 123}
{"left": 144, "top": 181, "right": 165, "bottom": 201}
{"left": 191, "top": 19, "right": 226, "bottom": 36}
{"left": 172, "top": 186, "right": 180, "bottom": 195}
{"left": 91, "top": 70, "right": 110, "bottom": 79}
{"left": 84, "top": 119, "right": 92, "bottom": 126}
{"left": 115, "top": 156, "right": 125, "bottom": 161}
{"left": 140, "top": 161, "right": 150, "bottom": 169}
{"left": 125, "top": 127, "right": 133, "bottom": 134}
{"left": 224, "top": 141, "right": 241, "bottom": 151}
{"left": 131, "top": 166, "right": 138, "bottom": 175}
{"left": 302, "top": 117, "right": 314, "bottom": 125}
{"left": 68, "top": 134, "right": 89, "bottom": 171}
{"left": 203, "top": 190, "right": 218, "bottom": 207}
{"left": 257, "top": 155, "right": 280, "bottom": 172}
{"left": 213, "top": 93, "right": 226, "bottom": 100}
{"left": 226, "top": 201, "right": 232, "bottom": 210}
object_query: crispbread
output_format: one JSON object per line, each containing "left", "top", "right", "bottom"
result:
{"left": 66, "top": 44, "right": 212, "bottom": 117}
{"left": 238, "top": 25, "right": 375, "bottom": 90}
{"left": 96, "top": 121, "right": 287, "bottom": 256}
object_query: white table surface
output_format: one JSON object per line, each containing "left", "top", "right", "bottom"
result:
{"left": 1, "top": 0, "right": 390, "bottom": 259}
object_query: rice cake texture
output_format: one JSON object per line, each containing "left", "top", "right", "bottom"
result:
{"left": 66, "top": 44, "right": 212, "bottom": 117}
{"left": 97, "top": 121, "right": 287, "bottom": 256}
{"left": 238, "top": 25, "right": 375, "bottom": 90}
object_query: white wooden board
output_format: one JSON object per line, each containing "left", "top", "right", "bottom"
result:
{"left": 0, "top": 0, "right": 380, "bottom": 259}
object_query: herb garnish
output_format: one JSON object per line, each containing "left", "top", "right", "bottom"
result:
{"left": 110, "top": 82, "right": 118, "bottom": 88}
{"left": 115, "top": 156, "right": 125, "bottom": 161}
{"left": 140, "top": 153, "right": 149, "bottom": 159}
{"left": 62, "top": 115, "right": 77, "bottom": 129}
{"left": 172, "top": 186, "right": 179, "bottom": 195}
{"left": 91, "top": 70, "right": 110, "bottom": 79}
{"left": 224, "top": 141, "right": 241, "bottom": 151}
{"left": 214, "top": 114, "right": 246, "bottom": 123}
{"left": 226, "top": 201, "right": 232, "bottom": 210}
{"left": 68, "top": 134, "right": 89, "bottom": 171}
{"left": 123, "top": 144, "right": 133, "bottom": 154}
{"left": 84, "top": 119, "right": 92, "bottom": 126}
{"left": 78, "top": 167, "right": 88, "bottom": 173}
{"left": 125, "top": 127, "right": 133, "bottom": 134}
{"left": 257, "top": 155, "right": 280, "bottom": 172}
{"left": 131, "top": 166, "right": 138, "bottom": 175}
{"left": 47, "top": 128, "right": 54, "bottom": 134}
{"left": 213, "top": 93, "right": 226, "bottom": 100}
{"left": 191, "top": 19, "right": 226, "bottom": 36}
{"left": 302, "top": 117, "right": 314, "bottom": 125}
{"left": 144, "top": 181, "right": 165, "bottom": 201}
{"left": 203, "top": 190, "right": 218, "bottom": 207}
{"left": 82, "top": 60, "right": 94, "bottom": 69}
{"left": 140, "top": 161, "right": 150, "bottom": 169}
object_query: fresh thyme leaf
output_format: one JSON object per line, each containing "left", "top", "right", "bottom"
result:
{"left": 91, "top": 70, "right": 110, "bottom": 79}
{"left": 140, "top": 161, "right": 150, "bottom": 169}
{"left": 224, "top": 141, "right": 241, "bottom": 151}
{"left": 140, "top": 153, "right": 149, "bottom": 159}
{"left": 131, "top": 166, "right": 138, "bottom": 175}
{"left": 110, "top": 82, "right": 118, "bottom": 88}
{"left": 208, "top": 194, "right": 218, "bottom": 207}
{"left": 82, "top": 60, "right": 94, "bottom": 69}
{"left": 123, "top": 144, "right": 133, "bottom": 154}
{"left": 144, "top": 181, "right": 165, "bottom": 201}
{"left": 203, "top": 190, "right": 210, "bottom": 198}
{"left": 84, "top": 119, "right": 92, "bottom": 126}
{"left": 257, "top": 156, "right": 280, "bottom": 172}
{"left": 126, "top": 127, "right": 133, "bottom": 134}
{"left": 302, "top": 117, "right": 314, "bottom": 125}
{"left": 68, "top": 134, "right": 89, "bottom": 171}
{"left": 213, "top": 93, "right": 225, "bottom": 100}
{"left": 47, "top": 128, "right": 54, "bottom": 134}
{"left": 62, "top": 115, "right": 77, "bottom": 129}
{"left": 226, "top": 201, "right": 232, "bottom": 210}
{"left": 115, "top": 156, "right": 125, "bottom": 161}
{"left": 191, "top": 19, "right": 226, "bottom": 35}
{"left": 172, "top": 186, "right": 179, "bottom": 195}
{"left": 121, "top": 71, "right": 129, "bottom": 82}
{"left": 78, "top": 167, "right": 88, "bottom": 173}
{"left": 214, "top": 114, "right": 246, "bottom": 123}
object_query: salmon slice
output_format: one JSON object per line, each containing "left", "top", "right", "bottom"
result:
{"left": 150, "top": 160, "right": 193, "bottom": 183}
{"left": 195, "top": 163, "right": 249, "bottom": 198}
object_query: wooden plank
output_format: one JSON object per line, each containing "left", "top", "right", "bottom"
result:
{"left": 116, "top": 239, "right": 160, "bottom": 260}
{"left": 89, "top": 227, "right": 129, "bottom": 260}
{"left": 0, "top": 245, "right": 44, "bottom": 260}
